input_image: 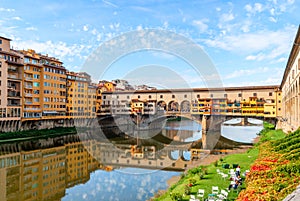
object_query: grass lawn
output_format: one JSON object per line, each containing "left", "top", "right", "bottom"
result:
{"left": 154, "top": 147, "right": 259, "bottom": 201}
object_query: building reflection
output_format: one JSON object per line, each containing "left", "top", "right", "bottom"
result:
{"left": 0, "top": 131, "right": 195, "bottom": 201}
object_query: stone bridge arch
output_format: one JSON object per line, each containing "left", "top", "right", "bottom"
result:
{"left": 157, "top": 101, "right": 167, "bottom": 111}
{"left": 168, "top": 101, "right": 179, "bottom": 111}
{"left": 180, "top": 100, "right": 191, "bottom": 113}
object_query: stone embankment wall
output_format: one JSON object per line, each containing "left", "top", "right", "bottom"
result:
{"left": 0, "top": 118, "right": 100, "bottom": 133}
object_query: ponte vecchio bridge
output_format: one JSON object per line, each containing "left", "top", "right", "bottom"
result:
{"left": 98, "top": 85, "right": 282, "bottom": 149}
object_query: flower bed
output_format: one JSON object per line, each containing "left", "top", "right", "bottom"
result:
{"left": 237, "top": 129, "right": 300, "bottom": 201}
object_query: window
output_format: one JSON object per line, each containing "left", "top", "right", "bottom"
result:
{"left": 224, "top": 94, "right": 227, "bottom": 98}
{"left": 0, "top": 61, "right": 2, "bottom": 67}
{"left": 172, "top": 95, "right": 175, "bottom": 98}
{"left": 253, "top": 93, "right": 257, "bottom": 97}
{"left": 238, "top": 93, "right": 242, "bottom": 97}
{"left": 138, "top": 95, "right": 140, "bottom": 98}
{"left": 127, "top": 96, "right": 129, "bottom": 99}
{"left": 197, "top": 94, "right": 200, "bottom": 98}
{"left": 292, "top": 70, "right": 295, "bottom": 79}
{"left": 278, "top": 100, "right": 281, "bottom": 103}
{"left": 160, "top": 95, "right": 163, "bottom": 98}
{"left": 269, "top": 92, "right": 272, "bottom": 96}
{"left": 149, "top": 95, "right": 152, "bottom": 99}
{"left": 24, "top": 57, "right": 30, "bottom": 63}
{"left": 210, "top": 94, "right": 213, "bottom": 98}
{"left": 0, "top": 39, "right": 2, "bottom": 44}
{"left": 184, "top": 94, "right": 187, "bottom": 98}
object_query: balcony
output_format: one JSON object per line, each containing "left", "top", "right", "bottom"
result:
{"left": 25, "top": 77, "right": 33, "bottom": 81}
{"left": 8, "top": 91, "right": 21, "bottom": 97}
{"left": 25, "top": 93, "right": 33, "bottom": 97}
{"left": 25, "top": 101, "right": 33, "bottom": 105}
{"left": 24, "top": 108, "right": 41, "bottom": 111}
{"left": 8, "top": 66, "right": 18, "bottom": 72}
{"left": 8, "top": 75, "right": 21, "bottom": 80}
{"left": 7, "top": 103, "right": 21, "bottom": 106}
{"left": 25, "top": 85, "right": 33, "bottom": 89}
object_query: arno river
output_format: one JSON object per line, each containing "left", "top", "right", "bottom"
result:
{"left": 0, "top": 119, "right": 262, "bottom": 201}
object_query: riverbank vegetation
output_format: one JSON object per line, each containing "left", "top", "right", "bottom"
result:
{"left": 237, "top": 126, "right": 300, "bottom": 200}
{"left": 0, "top": 127, "right": 77, "bottom": 142}
{"left": 153, "top": 122, "right": 288, "bottom": 201}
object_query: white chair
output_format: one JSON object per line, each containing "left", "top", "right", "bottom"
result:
{"left": 212, "top": 186, "right": 219, "bottom": 194}
{"left": 218, "top": 189, "right": 228, "bottom": 200}
{"left": 229, "top": 169, "right": 235, "bottom": 174}
{"left": 197, "top": 189, "right": 205, "bottom": 200}
{"left": 189, "top": 194, "right": 199, "bottom": 201}
{"left": 221, "top": 173, "right": 228, "bottom": 180}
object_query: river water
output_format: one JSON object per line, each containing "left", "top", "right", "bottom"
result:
{"left": 0, "top": 118, "right": 263, "bottom": 201}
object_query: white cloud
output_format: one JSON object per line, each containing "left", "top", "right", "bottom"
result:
{"left": 91, "top": 28, "right": 97, "bottom": 35}
{"left": 203, "top": 25, "right": 296, "bottom": 61}
{"left": 221, "top": 13, "right": 234, "bottom": 22}
{"left": 11, "top": 40, "right": 90, "bottom": 64}
{"left": 12, "top": 16, "right": 22, "bottom": 21}
{"left": 269, "top": 17, "right": 277, "bottom": 23}
{"left": 244, "top": 4, "right": 252, "bottom": 12}
{"left": 0, "top": 7, "right": 15, "bottom": 12}
{"left": 276, "top": 57, "right": 286, "bottom": 63}
{"left": 254, "top": 3, "right": 263, "bottom": 12}
{"left": 96, "top": 33, "right": 102, "bottom": 41}
{"left": 192, "top": 19, "right": 209, "bottom": 33}
{"left": 225, "top": 67, "right": 269, "bottom": 79}
{"left": 83, "top": 25, "right": 89, "bottom": 31}
{"left": 270, "top": 8, "right": 275, "bottom": 15}
{"left": 244, "top": 3, "right": 264, "bottom": 15}
{"left": 26, "top": 27, "right": 38, "bottom": 31}
{"left": 102, "top": 0, "right": 118, "bottom": 8}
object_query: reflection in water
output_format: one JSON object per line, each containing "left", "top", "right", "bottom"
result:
{"left": 0, "top": 131, "right": 191, "bottom": 201}
{"left": 162, "top": 120, "right": 202, "bottom": 142}
{"left": 0, "top": 118, "right": 261, "bottom": 201}
{"left": 221, "top": 118, "right": 263, "bottom": 143}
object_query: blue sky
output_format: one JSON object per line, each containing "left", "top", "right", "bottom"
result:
{"left": 0, "top": 0, "right": 299, "bottom": 88}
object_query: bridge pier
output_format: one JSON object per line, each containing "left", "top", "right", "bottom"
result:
{"left": 201, "top": 115, "right": 224, "bottom": 150}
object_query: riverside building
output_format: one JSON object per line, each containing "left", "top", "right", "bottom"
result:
{"left": 280, "top": 26, "right": 300, "bottom": 132}
{"left": 20, "top": 49, "right": 67, "bottom": 120}
{"left": 0, "top": 36, "right": 23, "bottom": 122}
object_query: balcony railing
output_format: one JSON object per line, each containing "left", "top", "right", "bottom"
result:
{"left": 25, "top": 85, "right": 33, "bottom": 89}
{"left": 8, "top": 75, "right": 21, "bottom": 80}
{"left": 8, "top": 67, "right": 18, "bottom": 72}
{"left": 7, "top": 103, "right": 21, "bottom": 106}
{"left": 25, "top": 93, "right": 33, "bottom": 97}
{"left": 24, "top": 108, "right": 41, "bottom": 111}
{"left": 25, "top": 77, "right": 33, "bottom": 81}
{"left": 8, "top": 91, "right": 21, "bottom": 97}
{"left": 25, "top": 101, "right": 33, "bottom": 104}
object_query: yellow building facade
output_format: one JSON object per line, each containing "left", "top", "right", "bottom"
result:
{"left": 66, "top": 72, "right": 96, "bottom": 118}
{"left": 20, "top": 49, "right": 67, "bottom": 120}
